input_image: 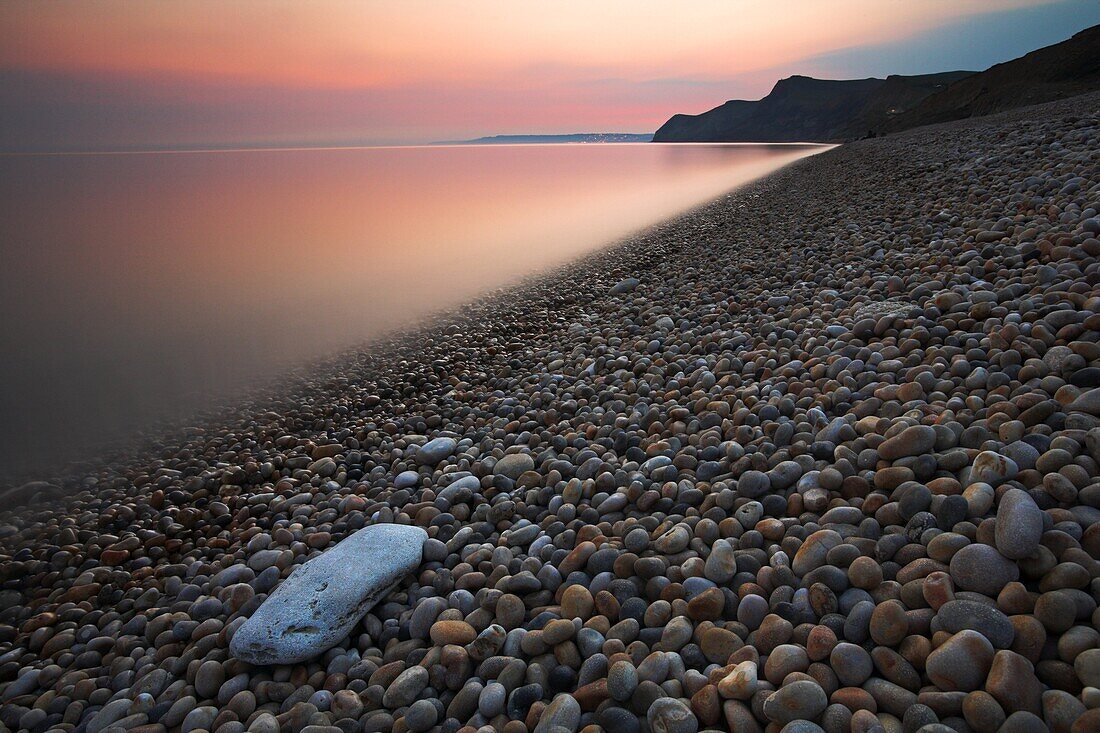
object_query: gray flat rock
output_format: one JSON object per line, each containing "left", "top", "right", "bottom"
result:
{"left": 230, "top": 524, "right": 427, "bottom": 664}
{"left": 609, "top": 277, "right": 640, "bottom": 295}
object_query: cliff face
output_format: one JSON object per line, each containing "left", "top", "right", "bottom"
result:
{"left": 654, "top": 24, "right": 1100, "bottom": 142}
{"left": 883, "top": 25, "right": 1100, "bottom": 132}
{"left": 841, "top": 71, "right": 975, "bottom": 138}
{"left": 653, "top": 100, "right": 756, "bottom": 143}
{"left": 653, "top": 72, "right": 971, "bottom": 143}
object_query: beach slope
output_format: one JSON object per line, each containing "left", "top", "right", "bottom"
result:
{"left": 1, "top": 93, "right": 1099, "bottom": 733}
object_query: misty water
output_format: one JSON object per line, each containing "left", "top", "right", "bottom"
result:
{"left": 0, "top": 142, "right": 824, "bottom": 477}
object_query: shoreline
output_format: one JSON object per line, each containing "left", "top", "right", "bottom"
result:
{"left": 1, "top": 92, "right": 1098, "bottom": 733}
{"left": 0, "top": 144, "right": 830, "bottom": 495}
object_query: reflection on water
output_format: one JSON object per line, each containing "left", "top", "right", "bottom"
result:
{"left": 0, "top": 142, "right": 823, "bottom": 475}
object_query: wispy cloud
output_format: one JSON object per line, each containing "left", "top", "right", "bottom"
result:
{"left": 801, "top": 0, "right": 1100, "bottom": 78}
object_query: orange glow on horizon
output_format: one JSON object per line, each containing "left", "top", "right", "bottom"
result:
{"left": 0, "top": 1, "right": 1073, "bottom": 145}
{"left": 1, "top": 1, "right": 1054, "bottom": 88}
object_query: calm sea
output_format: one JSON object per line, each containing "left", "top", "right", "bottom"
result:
{"left": 0, "top": 142, "right": 824, "bottom": 475}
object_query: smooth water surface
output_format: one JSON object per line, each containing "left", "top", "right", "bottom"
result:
{"left": 0, "top": 142, "right": 824, "bottom": 475}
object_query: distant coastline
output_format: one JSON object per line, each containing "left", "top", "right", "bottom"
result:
{"left": 433, "top": 132, "right": 653, "bottom": 145}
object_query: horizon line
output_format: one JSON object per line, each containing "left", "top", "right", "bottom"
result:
{"left": 0, "top": 140, "right": 830, "bottom": 157}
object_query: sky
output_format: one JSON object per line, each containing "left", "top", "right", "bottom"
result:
{"left": 1, "top": 1, "right": 1097, "bottom": 151}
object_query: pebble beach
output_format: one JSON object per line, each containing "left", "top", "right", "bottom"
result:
{"left": 2, "top": 91, "right": 1100, "bottom": 733}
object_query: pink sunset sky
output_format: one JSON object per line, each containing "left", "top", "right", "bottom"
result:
{"left": 1, "top": 0, "right": 1097, "bottom": 150}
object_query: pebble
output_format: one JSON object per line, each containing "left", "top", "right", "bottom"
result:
{"left": 1071, "top": 710, "right": 1100, "bottom": 733}
{"left": 792, "top": 529, "right": 842, "bottom": 575}
{"left": 765, "top": 644, "right": 809, "bottom": 684}
{"left": 869, "top": 600, "right": 908, "bottom": 646}
{"left": 383, "top": 665, "right": 429, "bottom": 708}
{"left": 963, "top": 691, "right": 1005, "bottom": 732}
{"left": 404, "top": 699, "right": 439, "bottom": 732}
{"left": 831, "top": 642, "right": 873, "bottom": 686}
{"left": 848, "top": 556, "right": 883, "bottom": 590}
{"left": 1074, "top": 649, "right": 1100, "bottom": 688}
{"left": 194, "top": 659, "right": 225, "bottom": 699}
{"left": 494, "top": 452, "right": 535, "bottom": 480}
{"left": 763, "top": 680, "right": 828, "bottom": 724}
{"left": 879, "top": 425, "right": 937, "bottom": 460}
{"left": 607, "top": 660, "right": 638, "bottom": 701}
{"left": 1066, "top": 387, "right": 1100, "bottom": 415}
{"left": 416, "top": 436, "right": 457, "bottom": 465}
{"left": 948, "top": 543, "right": 1019, "bottom": 596}
{"left": 995, "top": 489, "right": 1044, "bottom": 559}
{"left": 1, "top": 93, "right": 1099, "bottom": 733}
{"left": 534, "top": 694, "right": 581, "bottom": 733}
{"left": 1001, "top": 712, "right": 1048, "bottom": 733}
{"left": 703, "top": 539, "right": 735, "bottom": 583}
{"left": 925, "top": 630, "right": 995, "bottom": 691}
{"left": 936, "top": 599, "right": 1016, "bottom": 649}
{"left": 1042, "top": 691, "right": 1086, "bottom": 733}
{"left": 987, "top": 650, "right": 1043, "bottom": 715}
{"left": 970, "top": 451, "right": 1018, "bottom": 486}
{"left": 430, "top": 619, "right": 476, "bottom": 645}
{"left": 647, "top": 697, "right": 699, "bottom": 733}
{"left": 717, "top": 660, "right": 757, "bottom": 700}
{"left": 609, "top": 277, "right": 640, "bottom": 294}
{"left": 561, "top": 584, "right": 594, "bottom": 619}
